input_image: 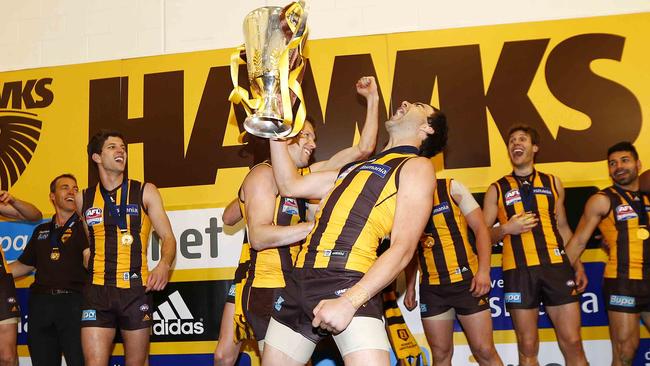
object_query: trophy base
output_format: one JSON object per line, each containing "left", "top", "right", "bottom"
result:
{"left": 244, "top": 115, "right": 292, "bottom": 139}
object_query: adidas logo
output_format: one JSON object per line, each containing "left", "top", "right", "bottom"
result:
{"left": 152, "top": 290, "right": 204, "bottom": 336}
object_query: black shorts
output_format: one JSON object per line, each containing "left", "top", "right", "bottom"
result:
{"left": 503, "top": 262, "right": 578, "bottom": 310}
{"left": 271, "top": 268, "right": 383, "bottom": 343}
{"left": 81, "top": 284, "right": 152, "bottom": 330}
{"left": 242, "top": 284, "right": 278, "bottom": 341}
{"left": 225, "top": 280, "right": 236, "bottom": 304}
{"left": 603, "top": 278, "right": 650, "bottom": 313}
{"left": 419, "top": 278, "right": 489, "bottom": 317}
{"left": 0, "top": 274, "right": 20, "bottom": 321}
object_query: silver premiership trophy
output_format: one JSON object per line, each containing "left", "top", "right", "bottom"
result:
{"left": 230, "top": 1, "right": 309, "bottom": 138}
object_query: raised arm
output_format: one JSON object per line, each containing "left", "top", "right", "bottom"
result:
{"left": 242, "top": 165, "right": 313, "bottom": 251}
{"left": 270, "top": 139, "right": 338, "bottom": 199}
{"left": 483, "top": 184, "right": 537, "bottom": 244}
{"left": 0, "top": 191, "right": 42, "bottom": 221}
{"left": 143, "top": 183, "right": 176, "bottom": 292}
{"left": 311, "top": 157, "right": 436, "bottom": 333}
{"left": 310, "top": 76, "right": 379, "bottom": 173}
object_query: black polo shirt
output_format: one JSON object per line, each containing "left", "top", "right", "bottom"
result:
{"left": 18, "top": 214, "right": 89, "bottom": 293}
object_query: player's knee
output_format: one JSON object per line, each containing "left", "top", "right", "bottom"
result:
{"left": 430, "top": 342, "right": 453, "bottom": 362}
{"left": 614, "top": 339, "right": 639, "bottom": 361}
{"left": 472, "top": 342, "right": 498, "bottom": 362}
{"left": 567, "top": 338, "right": 585, "bottom": 354}
{"left": 0, "top": 349, "right": 17, "bottom": 366}
{"left": 517, "top": 337, "right": 538, "bottom": 359}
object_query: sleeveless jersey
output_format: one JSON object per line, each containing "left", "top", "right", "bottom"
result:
{"left": 494, "top": 170, "right": 569, "bottom": 271}
{"left": 295, "top": 145, "right": 418, "bottom": 273}
{"left": 418, "top": 178, "right": 477, "bottom": 285}
{"left": 241, "top": 163, "right": 307, "bottom": 288}
{"left": 82, "top": 179, "right": 151, "bottom": 288}
{"left": 598, "top": 187, "right": 650, "bottom": 280}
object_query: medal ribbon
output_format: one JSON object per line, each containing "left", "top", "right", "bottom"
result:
{"left": 49, "top": 213, "right": 78, "bottom": 250}
{"left": 99, "top": 180, "right": 129, "bottom": 234}
{"left": 612, "top": 185, "right": 649, "bottom": 229}
{"left": 513, "top": 170, "right": 536, "bottom": 212}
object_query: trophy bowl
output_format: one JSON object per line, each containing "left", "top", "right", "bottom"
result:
{"left": 240, "top": 3, "right": 308, "bottom": 138}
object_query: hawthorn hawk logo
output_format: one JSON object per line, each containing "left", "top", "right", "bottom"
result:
{"left": 0, "top": 78, "right": 52, "bottom": 190}
{"left": 0, "top": 113, "right": 42, "bottom": 190}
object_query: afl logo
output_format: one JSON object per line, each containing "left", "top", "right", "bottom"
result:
{"left": 615, "top": 204, "right": 637, "bottom": 221}
{"left": 0, "top": 78, "right": 53, "bottom": 190}
{"left": 505, "top": 189, "right": 522, "bottom": 206}
{"left": 85, "top": 207, "right": 104, "bottom": 226}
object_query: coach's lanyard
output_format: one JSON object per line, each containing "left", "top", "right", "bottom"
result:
{"left": 49, "top": 213, "right": 77, "bottom": 249}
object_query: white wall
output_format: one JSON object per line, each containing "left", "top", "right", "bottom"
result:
{"left": 1, "top": 0, "right": 649, "bottom": 72}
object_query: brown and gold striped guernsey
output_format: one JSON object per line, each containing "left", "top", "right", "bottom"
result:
{"left": 233, "top": 232, "right": 251, "bottom": 285}
{"left": 240, "top": 163, "right": 308, "bottom": 288}
{"left": 295, "top": 145, "right": 418, "bottom": 273}
{"left": 418, "top": 178, "right": 477, "bottom": 285}
{"left": 598, "top": 187, "right": 650, "bottom": 280}
{"left": 82, "top": 179, "right": 151, "bottom": 289}
{"left": 494, "top": 170, "right": 569, "bottom": 271}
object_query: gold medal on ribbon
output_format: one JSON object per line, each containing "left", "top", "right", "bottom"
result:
{"left": 121, "top": 233, "right": 134, "bottom": 246}
{"left": 637, "top": 227, "right": 650, "bottom": 240}
{"left": 50, "top": 249, "right": 60, "bottom": 261}
{"left": 421, "top": 236, "right": 435, "bottom": 248}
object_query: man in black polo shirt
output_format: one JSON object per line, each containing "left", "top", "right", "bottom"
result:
{"left": 11, "top": 174, "right": 89, "bottom": 366}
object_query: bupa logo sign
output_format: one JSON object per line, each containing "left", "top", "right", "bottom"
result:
{"left": 609, "top": 295, "right": 635, "bottom": 308}
{"left": 358, "top": 163, "right": 391, "bottom": 179}
{"left": 81, "top": 310, "right": 96, "bottom": 321}
{"left": 0, "top": 79, "right": 52, "bottom": 190}
{"left": 0, "top": 220, "right": 43, "bottom": 261}
{"left": 84, "top": 207, "right": 103, "bottom": 226}
{"left": 615, "top": 205, "right": 638, "bottom": 221}
{"left": 504, "top": 292, "right": 522, "bottom": 304}
{"left": 505, "top": 189, "right": 522, "bottom": 206}
{"left": 152, "top": 290, "right": 204, "bottom": 336}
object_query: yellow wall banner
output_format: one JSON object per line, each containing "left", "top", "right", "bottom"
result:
{"left": 2, "top": 12, "right": 650, "bottom": 366}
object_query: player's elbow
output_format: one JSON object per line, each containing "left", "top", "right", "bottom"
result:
{"left": 357, "top": 145, "right": 375, "bottom": 159}
{"left": 248, "top": 230, "right": 271, "bottom": 251}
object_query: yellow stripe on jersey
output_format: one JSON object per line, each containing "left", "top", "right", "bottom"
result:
{"left": 296, "top": 146, "right": 418, "bottom": 273}
{"left": 419, "top": 179, "right": 477, "bottom": 285}
{"left": 494, "top": 170, "right": 568, "bottom": 271}
{"left": 83, "top": 180, "right": 151, "bottom": 289}
{"left": 599, "top": 187, "right": 650, "bottom": 280}
{"left": 239, "top": 163, "right": 307, "bottom": 288}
